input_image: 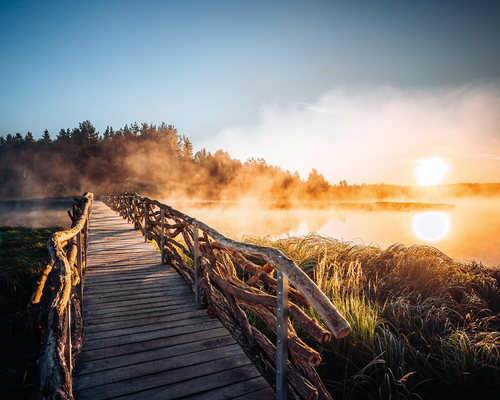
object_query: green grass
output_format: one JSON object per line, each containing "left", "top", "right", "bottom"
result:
{"left": 0, "top": 226, "right": 62, "bottom": 400}
{"left": 242, "top": 233, "right": 500, "bottom": 399}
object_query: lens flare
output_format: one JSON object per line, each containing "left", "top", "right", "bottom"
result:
{"left": 412, "top": 211, "right": 451, "bottom": 242}
{"left": 414, "top": 157, "right": 449, "bottom": 186}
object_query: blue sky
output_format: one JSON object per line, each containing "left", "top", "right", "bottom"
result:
{"left": 1, "top": 1, "right": 499, "bottom": 184}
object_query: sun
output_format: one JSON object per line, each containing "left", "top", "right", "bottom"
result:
{"left": 414, "top": 157, "right": 449, "bottom": 186}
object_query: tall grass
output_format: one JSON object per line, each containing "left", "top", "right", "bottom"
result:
{"left": 243, "top": 233, "right": 500, "bottom": 399}
{"left": 0, "top": 226, "right": 62, "bottom": 400}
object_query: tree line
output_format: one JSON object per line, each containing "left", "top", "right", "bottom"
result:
{"left": 1, "top": 121, "right": 497, "bottom": 203}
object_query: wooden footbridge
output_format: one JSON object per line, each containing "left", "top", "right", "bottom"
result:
{"left": 72, "top": 201, "right": 274, "bottom": 399}
{"left": 29, "top": 193, "right": 351, "bottom": 400}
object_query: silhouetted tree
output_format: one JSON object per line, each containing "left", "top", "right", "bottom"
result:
{"left": 25, "top": 132, "right": 35, "bottom": 143}
{"left": 43, "top": 130, "right": 51, "bottom": 141}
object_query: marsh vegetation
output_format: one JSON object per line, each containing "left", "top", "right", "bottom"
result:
{"left": 244, "top": 234, "right": 500, "bottom": 399}
{"left": 0, "top": 226, "right": 62, "bottom": 400}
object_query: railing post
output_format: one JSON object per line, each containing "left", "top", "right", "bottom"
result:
{"left": 84, "top": 218, "right": 88, "bottom": 273}
{"left": 65, "top": 283, "right": 72, "bottom": 373}
{"left": 144, "top": 200, "right": 148, "bottom": 243}
{"left": 126, "top": 195, "right": 130, "bottom": 222}
{"left": 160, "top": 208, "right": 165, "bottom": 265}
{"left": 134, "top": 195, "right": 138, "bottom": 229}
{"left": 194, "top": 227, "right": 201, "bottom": 310}
{"left": 77, "top": 231, "right": 83, "bottom": 307}
{"left": 276, "top": 271, "right": 289, "bottom": 400}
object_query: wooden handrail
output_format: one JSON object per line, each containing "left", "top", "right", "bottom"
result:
{"left": 104, "top": 192, "right": 350, "bottom": 400}
{"left": 28, "top": 193, "right": 93, "bottom": 400}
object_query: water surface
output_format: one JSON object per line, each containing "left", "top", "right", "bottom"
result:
{"left": 179, "top": 198, "right": 500, "bottom": 267}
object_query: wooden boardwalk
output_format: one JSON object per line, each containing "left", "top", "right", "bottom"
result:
{"left": 73, "top": 201, "right": 274, "bottom": 400}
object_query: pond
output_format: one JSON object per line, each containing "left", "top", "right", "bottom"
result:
{"left": 178, "top": 198, "right": 500, "bottom": 267}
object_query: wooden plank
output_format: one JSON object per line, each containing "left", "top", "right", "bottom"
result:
{"left": 83, "top": 291, "right": 193, "bottom": 310}
{"left": 84, "top": 311, "right": 210, "bottom": 341}
{"left": 84, "top": 303, "right": 195, "bottom": 326}
{"left": 111, "top": 365, "right": 271, "bottom": 400}
{"left": 82, "top": 317, "right": 222, "bottom": 352}
{"left": 84, "top": 287, "right": 191, "bottom": 304}
{"left": 74, "top": 353, "right": 253, "bottom": 400}
{"left": 74, "top": 344, "right": 244, "bottom": 390}
{"left": 83, "top": 303, "right": 195, "bottom": 323}
{"left": 83, "top": 279, "right": 189, "bottom": 294}
{"left": 84, "top": 308, "right": 205, "bottom": 334}
{"left": 183, "top": 376, "right": 272, "bottom": 400}
{"left": 232, "top": 387, "right": 276, "bottom": 400}
{"left": 77, "top": 326, "right": 231, "bottom": 363}
{"left": 83, "top": 289, "right": 193, "bottom": 303}
{"left": 73, "top": 334, "right": 235, "bottom": 376}
{"left": 83, "top": 296, "right": 193, "bottom": 317}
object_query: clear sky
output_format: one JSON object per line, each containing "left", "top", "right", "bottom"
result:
{"left": 1, "top": 0, "right": 499, "bottom": 185}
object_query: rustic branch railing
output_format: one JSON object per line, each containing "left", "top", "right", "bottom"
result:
{"left": 103, "top": 192, "right": 350, "bottom": 400}
{"left": 28, "top": 193, "right": 93, "bottom": 400}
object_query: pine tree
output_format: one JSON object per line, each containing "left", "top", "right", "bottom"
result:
{"left": 42, "top": 129, "right": 51, "bottom": 142}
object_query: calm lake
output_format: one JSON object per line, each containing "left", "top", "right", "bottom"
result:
{"left": 2, "top": 197, "right": 499, "bottom": 267}
{"left": 0, "top": 198, "right": 75, "bottom": 229}
{"left": 179, "top": 198, "right": 500, "bottom": 267}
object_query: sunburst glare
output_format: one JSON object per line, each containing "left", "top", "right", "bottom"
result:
{"left": 414, "top": 157, "right": 449, "bottom": 186}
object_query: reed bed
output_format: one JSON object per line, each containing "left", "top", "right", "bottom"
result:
{"left": 243, "top": 233, "right": 500, "bottom": 399}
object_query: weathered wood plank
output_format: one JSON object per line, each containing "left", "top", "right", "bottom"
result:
{"left": 74, "top": 344, "right": 244, "bottom": 390}
{"left": 231, "top": 387, "right": 277, "bottom": 400}
{"left": 111, "top": 364, "right": 266, "bottom": 400}
{"left": 84, "top": 311, "right": 211, "bottom": 341}
{"left": 83, "top": 280, "right": 191, "bottom": 295}
{"left": 82, "top": 296, "right": 193, "bottom": 317}
{"left": 183, "top": 376, "right": 272, "bottom": 400}
{"left": 77, "top": 326, "right": 231, "bottom": 363}
{"left": 74, "top": 353, "right": 254, "bottom": 400}
{"left": 83, "top": 303, "right": 195, "bottom": 326}
{"left": 83, "top": 313, "right": 222, "bottom": 351}
{"left": 83, "top": 291, "right": 193, "bottom": 310}
{"left": 73, "top": 334, "right": 234, "bottom": 376}
{"left": 84, "top": 308, "right": 205, "bottom": 334}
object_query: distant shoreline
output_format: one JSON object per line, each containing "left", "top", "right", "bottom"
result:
{"left": 164, "top": 199, "right": 455, "bottom": 211}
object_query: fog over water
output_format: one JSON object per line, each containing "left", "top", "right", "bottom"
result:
{"left": 1, "top": 197, "right": 498, "bottom": 268}
{"left": 175, "top": 197, "right": 500, "bottom": 268}
{"left": 0, "top": 198, "right": 74, "bottom": 229}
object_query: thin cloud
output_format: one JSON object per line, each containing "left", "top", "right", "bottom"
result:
{"left": 296, "top": 102, "right": 335, "bottom": 114}
{"left": 202, "top": 80, "right": 500, "bottom": 185}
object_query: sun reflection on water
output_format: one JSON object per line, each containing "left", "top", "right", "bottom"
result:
{"left": 412, "top": 211, "right": 451, "bottom": 242}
